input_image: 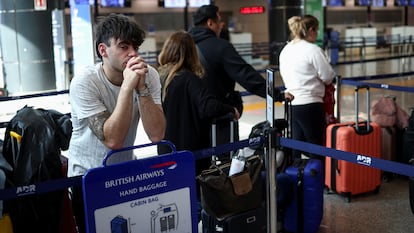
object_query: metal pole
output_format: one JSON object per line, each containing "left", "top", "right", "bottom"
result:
{"left": 265, "top": 129, "right": 277, "bottom": 233}
{"left": 336, "top": 75, "right": 341, "bottom": 122}
{"left": 184, "top": 1, "right": 188, "bottom": 30}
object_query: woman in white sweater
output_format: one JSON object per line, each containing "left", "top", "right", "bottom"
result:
{"left": 279, "top": 15, "right": 336, "bottom": 161}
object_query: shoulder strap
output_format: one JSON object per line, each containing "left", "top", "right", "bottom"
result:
{"left": 196, "top": 44, "right": 212, "bottom": 74}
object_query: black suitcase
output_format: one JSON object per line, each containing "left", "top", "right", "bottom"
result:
{"left": 401, "top": 108, "right": 414, "bottom": 164}
{"left": 410, "top": 168, "right": 414, "bottom": 215}
{"left": 401, "top": 129, "right": 414, "bottom": 164}
{"left": 201, "top": 206, "right": 266, "bottom": 233}
{"left": 405, "top": 109, "right": 414, "bottom": 214}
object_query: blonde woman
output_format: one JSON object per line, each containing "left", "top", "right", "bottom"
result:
{"left": 279, "top": 15, "right": 336, "bottom": 161}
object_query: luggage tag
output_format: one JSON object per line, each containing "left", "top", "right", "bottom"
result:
{"left": 229, "top": 150, "right": 246, "bottom": 176}
{"left": 229, "top": 156, "right": 245, "bottom": 176}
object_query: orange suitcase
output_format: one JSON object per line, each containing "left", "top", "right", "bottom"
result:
{"left": 325, "top": 86, "right": 382, "bottom": 202}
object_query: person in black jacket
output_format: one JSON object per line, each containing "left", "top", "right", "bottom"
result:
{"left": 157, "top": 30, "right": 240, "bottom": 171}
{"left": 188, "top": 4, "right": 293, "bottom": 146}
{"left": 157, "top": 31, "right": 240, "bottom": 218}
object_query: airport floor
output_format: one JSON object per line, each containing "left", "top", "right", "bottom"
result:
{"left": 1, "top": 49, "right": 414, "bottom": 232}
{"left": 240, "top": 51, "right": 414, "bottom": 233}
{"left": 243, "top": 100, "right": 414, "bottom": 233}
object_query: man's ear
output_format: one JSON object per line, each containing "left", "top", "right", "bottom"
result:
{"left": 206, "top": 18, "right": 214, "bottom": 28}
{"left": 98, "top": 43, "right": 107, "bottom": 57}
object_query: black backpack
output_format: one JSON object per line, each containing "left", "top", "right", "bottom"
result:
{"left": 2, "top": 106, "right": 72, "bottom": 233}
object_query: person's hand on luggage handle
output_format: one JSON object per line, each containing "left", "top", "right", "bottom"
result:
{"left": 233, "top": 107, "right": 240, "bottom": 121}
{"left": 284, "top": 91, "right": 294, "bottom": 101}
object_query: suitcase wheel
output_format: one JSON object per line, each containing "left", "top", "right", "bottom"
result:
{"left": 374, "top": 185, "right": 380, "bottom": 194}
{"left": 344, "top": 193, "right": 351, "bottom": 203}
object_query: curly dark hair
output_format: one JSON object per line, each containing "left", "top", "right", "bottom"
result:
{"left": 94, "top": 13, "right": 145, "bottom": 60}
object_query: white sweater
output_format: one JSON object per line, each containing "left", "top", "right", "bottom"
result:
{"left": 279, "top": 39, "right": 336, "bottom": 105}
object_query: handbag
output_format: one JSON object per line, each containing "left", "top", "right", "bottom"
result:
{"left": 370, "top": 95, "right": 397, "bottom": 127}
{"left": 323, "top": 83, "right": 337, "bottom": 124}
{"left": 197, "top": 155, "right": 263, "bottom": 219}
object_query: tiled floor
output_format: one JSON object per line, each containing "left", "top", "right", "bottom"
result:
{"left": 243, "top": 96, "right": 414, "bottom": 233}
{"left": 1, "top": 51, "right": 414, "bottom": 232}
{"left": 242, "top": 53, "right": 414, "bottom": 233}
{"left": 321, "top": 176, "right": 414, "bottom": 233}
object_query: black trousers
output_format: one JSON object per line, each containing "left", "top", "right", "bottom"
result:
{"left": 290, "top": 103, "right": 326, "bottom": 162}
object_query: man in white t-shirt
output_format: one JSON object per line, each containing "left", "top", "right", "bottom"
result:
{"left": 67, "top": 14, "right": 166, "bottom": 233}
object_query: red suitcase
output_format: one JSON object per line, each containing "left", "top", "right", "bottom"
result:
{"left": 325, "top": 86, "right": 381, "bottom": 202}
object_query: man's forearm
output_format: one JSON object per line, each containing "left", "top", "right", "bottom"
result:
{"left": 138, "top": 96, "right": 166, "bottom": 142}
{"left": 103, "top": 88, "right": 135, "bottom": 149}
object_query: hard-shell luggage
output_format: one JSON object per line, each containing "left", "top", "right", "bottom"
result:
{"left": 410, "top": 145, "right": 414, "bottom": 215}
{"left": 410, "top": 159, "right": 414, "bottom": 215}
{"left": 404, "top": 110, "right": 414, "bottom": 211}
{"left": 401, "top": 129, "right": 414, "bottom": 164}
{"left": 201, "top": 207, "right": 266, "bottom": 233}
{"left": 283, "top": 159, "right": 324, "bottom": 233}
{"left": 325, "top": 86, "right": 381, "bottom": 202}
{"left": 401, "top": 109, "right": 414, "bottom": 164}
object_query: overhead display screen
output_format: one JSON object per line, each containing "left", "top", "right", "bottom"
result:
{"left": 163, "top": 0, "right": 211, "bottom": 8}
{"left": 164, "top": 0, "right": 186, "bottom": 8}
{"left": 101, "top": 0, "right": 131, "bottom": 7}
{"left": 189, "top": 0, "right": 211, "bottom": 7}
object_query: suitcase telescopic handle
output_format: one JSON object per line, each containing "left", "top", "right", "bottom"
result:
{"left": 102, "top": 140, "right": 177, "bottom": 166}
{"left": 354, "top": 85, "right": 370, "bottom": 132}
{"left": 211, "top": 113, "right": 235, "bottom": 163}
{"left": 284, "top": 99, "right": 292, "bottom": 138}
{"left": 211, "top": 113, "right": 235, "bottom": 148}
{"left": 211, "top": 112, "right": 234, "bottom": 124}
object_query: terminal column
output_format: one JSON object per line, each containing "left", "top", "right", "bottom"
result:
{"left": 268, "top": 0, "right": 304, "bottom": 65}
{"left": 0, "top": 0, "right": 61, "bottom": 94}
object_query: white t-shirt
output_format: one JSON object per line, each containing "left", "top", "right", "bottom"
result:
{"left": 279, "top": 39, "right": 336, "bottom": 105}
{"left": 67, "top": 63, "right": 161, "bottom": 177}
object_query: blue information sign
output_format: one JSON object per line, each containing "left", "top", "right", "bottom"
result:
{"left": 82, "top": 147, "right": 198, "bottom": 233}
{"left": 328, "top": 0, "right": 344, "bottom": 6}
